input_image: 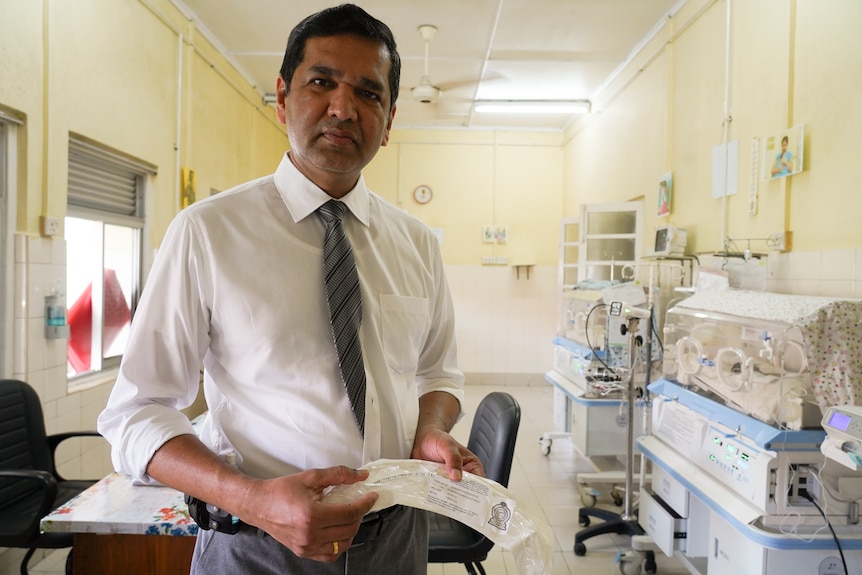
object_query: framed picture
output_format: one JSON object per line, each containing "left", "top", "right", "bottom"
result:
{"left": 657, "top": 172, "right": 672, "bottom": 218}
{"left": 762, "top": 125, "right": 804, "bottom": 180}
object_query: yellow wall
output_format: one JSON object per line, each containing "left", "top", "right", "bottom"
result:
{"left": 564, "top": 0, "right": 862, "bottom": 255}
{"left": 1, "top": 0, "right": 566, "bottom": 269}
{"left": 185, "top": 28, "right": 286, "bottom": 200}
{"left": 0, "top": 0, "right": 44, "bottom": 236}
{"left": 364, "top": 130, "right": 563, "bottom": 266}
{"left": 0, "top": 0, "right": 288, "bottom": 249}
{"left": 5, "top": 0, "right": 861, "bottom": 271}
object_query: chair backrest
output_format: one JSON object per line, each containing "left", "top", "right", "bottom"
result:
{"left": 466, "top": 392, "right": 520, "bottom": 487}
{"left": 0, "top": 379, "right": 51, "bottom": 473}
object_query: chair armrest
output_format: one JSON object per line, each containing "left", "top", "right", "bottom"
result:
{"left": 0, "top": 469, "right": 59, "bottom": 527}
{"left": 46, "top": 431, "right": 103, "bottom": 481}
{"left": 46, "top": 430, "right": 102, "bottom": 452}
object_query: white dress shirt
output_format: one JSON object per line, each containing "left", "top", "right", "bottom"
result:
{"left": 97, "top": 153, "right": 464, "bottom": 484}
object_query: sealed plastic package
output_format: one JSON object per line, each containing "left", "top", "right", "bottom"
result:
{"left": 323, "top": 459, "right": 555, "bottom": 575}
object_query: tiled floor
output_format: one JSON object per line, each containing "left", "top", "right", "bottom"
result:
{"left": 425, "top": 384, "right": 689, "bottom": 575}
{"left": 14, "top": 384, "right": 690, "bottom": 575}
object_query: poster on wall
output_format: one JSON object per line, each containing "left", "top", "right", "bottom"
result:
{"left": 657, "top": 172, "right": 672, "bottom": 217}
{"left": 762, "top": 124, "right": 804, "bottom": 180}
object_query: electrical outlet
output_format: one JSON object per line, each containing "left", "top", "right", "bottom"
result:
{"left": 481, "top": 256, "right": 509, "bottom": 265}
{"left": 41, "top": 216, "right": 60, "bottom": 237}
{"left": 786, "top": 464, "right": 813, "bottom": 506}
{"left": 768, "top": 231, "right": 792, "bottom": 252}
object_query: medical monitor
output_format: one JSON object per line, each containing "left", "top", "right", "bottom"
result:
{"left": 650, "top": 225, "right": 687, "bottom": 257}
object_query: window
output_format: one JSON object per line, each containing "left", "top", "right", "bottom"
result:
{"left": 577, "top": 202, "right": 643, "bottom": 282}
{"left": 66, "top": 138, "right": 154, "bottom": 380}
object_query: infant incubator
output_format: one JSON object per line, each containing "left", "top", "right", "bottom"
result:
{"left": 662, "top": 290, "right": 862, "bottom": 430}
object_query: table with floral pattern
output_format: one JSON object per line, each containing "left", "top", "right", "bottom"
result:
{"left": 41, "top": 472, "right": 199, "bottom": 537}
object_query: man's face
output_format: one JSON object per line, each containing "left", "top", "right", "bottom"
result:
{"left": 276, "top": 34, "right": 396, "bottom": 196}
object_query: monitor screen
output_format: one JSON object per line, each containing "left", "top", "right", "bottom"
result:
{"left": 655, "top": 228, "right": 669, "bottom": 253}
{"left": 829, "top": 410, "right": 852, "bottom": 431}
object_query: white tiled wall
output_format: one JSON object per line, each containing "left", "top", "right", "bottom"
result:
{"left": 446, "top": 264, "right": 557, "bottom": 384}
{"left": 11, "top": 233, "right": 113, "bottom": 481}
{"left": 698, "top": 248, "right": 862, "bottom": 299}
{"left": 771, "top": 248, "right": 862, "bottom": 298}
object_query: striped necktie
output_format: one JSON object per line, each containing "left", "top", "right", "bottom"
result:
{"left": 318, "top": 200, "right": 366, "bottom": 436}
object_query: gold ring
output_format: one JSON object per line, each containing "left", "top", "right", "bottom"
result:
{"left": 332, "top": 540, "right": 339, "bottom": 555}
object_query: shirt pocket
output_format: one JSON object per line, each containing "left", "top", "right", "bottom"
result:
{"left": 380, "top": 294, "right": 430, "bottom": 374}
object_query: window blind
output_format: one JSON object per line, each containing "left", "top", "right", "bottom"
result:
{"left": 68, "top": 139, "right": 153, "bottom": 221}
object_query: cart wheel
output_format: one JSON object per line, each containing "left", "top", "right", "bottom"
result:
{"left": 539, "top": 437, "right": 552, "bottom": 456}
{"left": 613, "top": 493, "right": 623, "bottom": 506}
{"left": 619, "top": 560, "right": 642, "bottom": 575}
{"left": 574, "top": 542, "right": 587, "bottom": 556}
{"left": 580, "top": 492, "right": 597, "bottom": 507}
{"left": 644, "top": 551, "right": 657, "bottom": 574}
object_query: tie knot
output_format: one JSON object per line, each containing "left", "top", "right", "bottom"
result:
{"left": 318, "top": 200, "right": 347, "bottom": 224}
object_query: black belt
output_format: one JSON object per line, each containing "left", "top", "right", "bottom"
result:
{"left": 188, "top": 494, "right": 401, "bottom": 545}
{"left": 352, "top": 505, "right": 401, "bottom": 547}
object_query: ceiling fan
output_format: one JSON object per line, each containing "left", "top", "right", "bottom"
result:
{"left": 411, "top": 24, "right": 442, "bottom": 104}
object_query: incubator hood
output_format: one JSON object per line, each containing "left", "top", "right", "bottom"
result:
{"left": 662, "top": 290, "right": 862, "bottom": 430}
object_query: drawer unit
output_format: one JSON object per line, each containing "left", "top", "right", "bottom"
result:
{"left": 639, "top": 489, "right": 687, "bottom": 556}
{"left": 651, "top": 463, "right": 689, "bottom": 517}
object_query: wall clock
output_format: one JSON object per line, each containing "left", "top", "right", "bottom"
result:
{"left": 413, "top": 185, "right": 433, "bottom": 204}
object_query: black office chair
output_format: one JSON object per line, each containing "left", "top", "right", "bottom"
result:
{"left": 0, "top": 379, "right": 101, "bottom": 575}
{"left": 427, "top": 391, "right": 521, "bottom": 575}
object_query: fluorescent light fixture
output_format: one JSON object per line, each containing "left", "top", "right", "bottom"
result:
{"left": 474, "top": 100, "right": 590, "bottom": 115}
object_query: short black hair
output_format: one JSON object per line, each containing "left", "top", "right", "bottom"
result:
{"left": 279, "top": 4, "right": 400, "bottom": 111}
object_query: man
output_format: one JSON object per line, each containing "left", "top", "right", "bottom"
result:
{"left": 97, "top": 5, "right": 480, "bottom": 574}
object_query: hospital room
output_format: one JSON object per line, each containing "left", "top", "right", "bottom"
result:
{"left": 2, "top": 0, "right": 862, "bottom": 574}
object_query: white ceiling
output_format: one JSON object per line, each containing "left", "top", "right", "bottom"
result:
{"left": 171, "top": 0, "right": 681, "bottom": 131}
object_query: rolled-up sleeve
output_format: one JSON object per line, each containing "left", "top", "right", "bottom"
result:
{"left": 97, "top": 211, "right": 211, "bottom": 484}
{"left": 415, "top": 242, "right": 464, "bottom": 418}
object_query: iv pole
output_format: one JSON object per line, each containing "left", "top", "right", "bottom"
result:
{"left": 621, "top": 316, "right": 639, "bottom": 522}
{"left": 574, "top": 302, "right": 657, "bottom": 574}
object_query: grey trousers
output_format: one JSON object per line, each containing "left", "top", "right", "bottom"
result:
{"left": 190, "top": 506, "right": 429, "bottom": 574}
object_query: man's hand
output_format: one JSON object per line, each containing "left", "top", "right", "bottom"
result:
{"left": 238, "top": 466, "right": 378, "bottom": 562}
{"left": 410, "top": 391, "right": 484, "bottom": 481}
{"left": 411, "top": 426, "right": 484, "bottom": 481}
{"left": 146, "top": 435, "right": 377, "bottom": 563}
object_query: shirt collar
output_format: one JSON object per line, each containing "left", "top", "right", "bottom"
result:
{"left": 274, "top": 152, "right": 370, "bottom": 227}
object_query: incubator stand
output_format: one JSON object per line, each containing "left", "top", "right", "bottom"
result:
{"left": 661, "top": 290, "right": 860, "bottom": 430}
{"left": 542, "top": 337, "right": 648, "bottom": 507}
{"left": 637, "top": 379, "right": 862, "bottom": 575}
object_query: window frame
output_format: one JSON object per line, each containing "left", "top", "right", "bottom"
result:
{"left": 65, "top": 136, "right": 155, "bottom": 388}
{"left": 0, "top": 116, "right": 19, "bottom": 378}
